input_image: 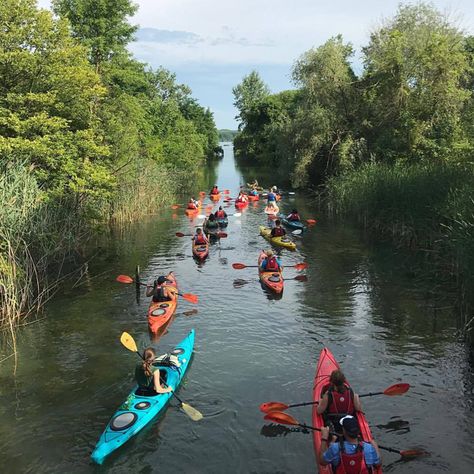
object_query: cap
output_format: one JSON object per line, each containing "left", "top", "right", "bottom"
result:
{"left": 340, "top": 415, "right": 360, "bottom": 436}
{"left": 157, "top": 276, "right": 168, "bottom": 284}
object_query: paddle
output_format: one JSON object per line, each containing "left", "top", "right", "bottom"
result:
{"left": 234, "top": 275, "right": 307, "bottom": 287}
{"left": 306, "top": 219, "right": 317, "bottom": 225}
{"left": 198, "top": 212, "right": 241, "bottom": 219}
{"left": 116, "top": 275, "right": 198, "bottom": 304}
{"left": 232, "top": 262, "right": 308, "bottom": 271}
{"left": 175, "top": 232, "right": 227, "bottom": 239}
{"left": 264, "top": 412, "right": 426, "bottom": 459}
{"left": 119, "top": 332, "right": 203, "bottom": 421}
{"left": 259, "top": 383, "right": 410, "bottom": 413}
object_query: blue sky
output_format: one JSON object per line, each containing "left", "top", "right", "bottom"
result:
{"left": 38, "top": 0, "right": 474, "bottom": 129}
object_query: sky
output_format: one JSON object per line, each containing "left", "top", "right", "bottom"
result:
{"left": 38, "top": 0, "right": 474, "bottom": 129}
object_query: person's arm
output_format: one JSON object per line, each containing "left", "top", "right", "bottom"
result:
{"left": 153, "top": 369, "right": 172, "bottom": 394}
{"left": 145, "top": 284, "right": 154, "bottom": 297}
{"left": 316, "top": 392, "right": 329, "bottom": 414}
{"left": 368, "top": 440, "right": 382, "bottom": 466}
{"left": 318, "top": 426, "right": 331, "bottom": 466}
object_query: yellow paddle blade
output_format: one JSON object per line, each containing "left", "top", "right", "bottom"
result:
{"left": 181, "top": 402, "right": 203, "bottom": 421}
{"left": 120, "top": 332, "right": 138, "bottom": 353}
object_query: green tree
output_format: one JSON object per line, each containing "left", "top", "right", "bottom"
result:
{"left": 52, "top": 0, "right": 138, "bottom": 72}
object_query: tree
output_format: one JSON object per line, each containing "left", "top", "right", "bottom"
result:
{"left": 232, "top": 71, "right": 270, "bottom": 127}
{"left": 52, "top": 0, "right": 138, "bottom": 72}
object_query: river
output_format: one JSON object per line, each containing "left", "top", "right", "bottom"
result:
{"left": 1, "top": 145, "right": 473, "bottom": 473}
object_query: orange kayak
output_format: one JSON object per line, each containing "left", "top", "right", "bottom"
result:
{"left": 312, "top": 348, "right": 382, "bottom": 473}
{"left": 258, "top": 252, "right": 284, "bottom": 294}
{"left": 210, "top": 193, "right": 221, "bottom": 201}
{"left": 147, "top": 277, "right": 178, "bottom": 334}
{"left": 185, "top": 201, "right": 201, "bottom": 216}
{"left": 248, "top": 194, "right": 259, "bottom": 201}
{"left": 192, "top": 240, "right": 209, "bottom": 260}
{"left": 235, "top": 199, "right": 249, "bottom": 209}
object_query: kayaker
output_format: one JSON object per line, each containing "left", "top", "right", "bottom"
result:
{"left": 236, "top": 191, "right": 248, "bottom": 203}
{"left": 260, "top": 250, "right": 282, "bottom": 271}
{"left": 319, "top": 415, "right": 381, "bottom": 473}
{"left": 316, "top": 370, "right": 362, "bottom": 427}
{"left": 135, "top": 347, "right": 173, "bottom": 395}
{"left": 193, "top": 228, "right": 208, "bottom": 245}
{"left": 287, "top": 209, "right": 301, "bottom": 222}
{"left": 250, "top": 187, "right": 259, "bottom": 196}
{"left": 214, "top": 206, "right": 227, "bottom": 219}
{"left": 187, "top": 197, "right": 199, "bottom": 210}
{"left": 270, "top": 220, "right": 286, "bottom": 238}
{"left": 267, "top": 189, "right": 278, "bottom": 208}
{"left": 146, "top": 273, "right": 177, "bottom": 303}
{"left": 204, "top": 214, "right": 219, "bottom": 232}
{"left": 210, "top": 185, "right": 219, "bottom": 195}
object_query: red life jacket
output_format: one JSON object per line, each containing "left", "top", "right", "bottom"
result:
{"left": 194, "top": 235, "right": 207, "bottom": 245}
{"left": 271, "top": 227, "right": 285, "bottom": 237}
{"left": 288, "top": 213, "right": 300, "bottom": 221}
{"left": 216, "top": 210, "right": 226, "bottom": 218}
{"left": 187, "top": 202, "right": 197, "bottom": 210}
{"left": 210, "top": 188, "right": 219, "bottom": 195}
{"left": 265, "top": 256, "right": 279, "bottom": 271}
{"left": 335, "top": 441, "right": 371, "bottom": 474}
{"left": 327, "top": 386, "right": 355, "bottom": 415}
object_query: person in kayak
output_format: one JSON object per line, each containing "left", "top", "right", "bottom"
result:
{"left": 267, "top": 189, "right": 278, "bottom": 208}
{"left": 210, "top": 185, "right": 219, "bottom": 195}
{"left": 316, "top": 370, "right": 362, "bottom": 429}
{"left": 260, "top": 250, "right": 282, "bottom": 271}
{"left": 270, "top": 220, "right": 286, "bottom": 238}
{"left": 286, "top": 209, "right": 301, "bottom": 222}
{"left": 135, "top": 347, "right": 173, "bottom": 395}
{"left": 249, "top": 186, "right": 259, "bottom": 196}
{"left": 236, "top": 191, "right": 248, "bottom": 203}
{"left": 214, "top": 206, "right": 227, "bottom": 219}
{"left": 193, "top": 228, "right": 208, "bottom": 245}
{"left": 204, "top": 214, "right": 219, "bottom": 235}
{"left": 187, "top": 197, "right": 199, "bottom": 210}
{"left": 319, "top": 415, "right": 381, "bottom": 473}
{"left": 146, "top": 273, "right": 176, "bottom": 303}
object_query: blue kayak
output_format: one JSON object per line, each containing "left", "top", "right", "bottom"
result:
{"left": 278, "top": 214, "right": 306, "bottom": 231}
{"left": 91, "top": 330, "right": 195, "bottom": 464}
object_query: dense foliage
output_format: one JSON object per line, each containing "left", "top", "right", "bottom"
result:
{"left": 218, "top": 129, "right": 238, "bottom": 142}
{"left": 233, "top": 3, "right": 474, "bottom": 336}
{"left": 0, "top": 0, "right": 218, "bottom": 328}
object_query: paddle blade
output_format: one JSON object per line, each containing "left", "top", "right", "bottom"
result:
{"left": 306, "top": 219, "right": 317, "bottom": 225}
{"left": 175, "top": 232, "right": 186, "bottom": 237}
{"left": 260, "top": 402, "right": 290, "bottom": 413}
{"left": 384, "top": 383, "right": 410, "bottom": 396}
{"left": 292, "top": 229, "right": 303, "bottom": 235}
{"left": 263, "top": 411, "right": 299, "bottom": 426}
{"left": 400, "top": 449, "right": 428, "bottom": 458}
{"left": 181, "top": 402, "right": 203, "bottom": 421}
{"left": 217, "top": 232, "right": 228, "bottom": 238}
{"left": 120, "top": 332, "right": 138, "bottom": 353}
{"left": 182, "top": 309, "right": 198, "bottom": 317}
{"left": 294, "top": 263, "right": 308, "bottom": 271}
{"left": 294, "top": 275, "right": 308, "bottom": 282}
{"left": 116, "top": 275, "right": 134, "bottom": 284}
{"left": 233, "top": 212, "right": 242, "bottom": 217}
{"left": 182, "top": 293, "right": 198, "bottom": 304}
{"left": 223, "top": 190, "right": 230, "bottom": 194}
{"left": 232, "top": 263, "right": 247, "bottom": 269}
{"left": 171, "top": 205, "right": 180, "bottom": 209}
{"left": 199, "top": 191, "right": 206, "bottom": 195}
{"left": 197, "top": 214, "right": 206, "bottom": 219}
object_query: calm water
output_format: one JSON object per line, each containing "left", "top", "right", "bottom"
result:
{"left": 1, "top": 145, "right": 473, "bottom": 473}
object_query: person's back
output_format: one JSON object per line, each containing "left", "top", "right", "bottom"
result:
{"left": 261, "top": 251, "right": 280, "bottom": 271}
{"left": 210, "top": 186, "right": 219, "bottom": 195}
{"left": 206, "top": 215, "right": 218, "bottom": 229}
{"left": 215, "top": 207, "right": 227, "bottom": 219}
{"left": 271, "top": 220, "right": 286, "bottom": 237}
{"left": 146, "top": 275, "right": 174, "bottom": 303}
{"left": 194, "top": 229, "right": 208, "bottom": 245}
{"left": 287, "top": 210, "right": 300, "bottom": 221}
{"left": 135, "top": 348, "right": 172, "bottom": 395}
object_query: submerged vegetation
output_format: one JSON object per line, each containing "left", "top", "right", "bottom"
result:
{"left": 233, "top": 3, "right": 474, "bottom": 337}
{"left": 0, "top": 0, "right": 219, "bottom": 332}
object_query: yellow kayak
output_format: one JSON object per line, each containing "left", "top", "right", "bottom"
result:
{"left": 259, "top": 226, "right": 296, "bottom": 251}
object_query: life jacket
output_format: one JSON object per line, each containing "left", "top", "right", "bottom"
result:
{"left": 288, "top": 213, "right": 300, "bottom": 221}
{"left": 327, "top": 386, "right": 355, "bottom": 415}
{"left": 335, "top": 441, "right": 371, "bottom": 474}
{"left": 194, "top": 234, "right": 207, "bottom": 245}
{"left": 265, "top": 256, "right": 280, "bottom": 271}
{"left": 152, "top": 283, "right": 170, "bottom": 303}
{"left": 250, "top": 189, "right": 258, "bottom": 196}
{"left": 216, "top": 210, "right": 226, "bottom": 218}
{"left": 267, "top": 192, "right": 276, "bottom": 202}
{"left": 187, "top": 202, "right": 197, "bottom": 210}
{"left": 210, "top": 188, "right": 219, "bottom": 195}
{"left": 271, "top": 227, "right": 285, "bottom": 237}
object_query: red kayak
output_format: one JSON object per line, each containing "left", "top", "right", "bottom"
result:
{"left": 312, "top": 348, "right": 382, "bottom": 473}
{"left": 248, "top": 194, "right": 259, "bottom": 201}
{"left": 147, "top": 276, "right": 178, "bottom": 334}
{"left": 235, "top": 199, "right": 249, "bottom": 209}
{"left": 258, "top": 252, "right": 283, "bottom": 293}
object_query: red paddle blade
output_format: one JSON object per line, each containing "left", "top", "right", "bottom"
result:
{"left": 199, "top": 191, "right": 206, "bottom": 195}
{"left": 217, "top": 233, "right": 228, "bottom": 238}
{"left": 171, "top": 205, "right": 180, "bottom": 209}
{"left": 223, "top": 190, "right": 230, "bottom": 194}
{"left": 294, "top": 263, "right": 308, "bottom": 271}
{"left": 294, "top": 275, "right": 308, "bottom": 282}
{"left": 383, "top": 383, "right": 410, "bottom": 396}
{"left": 175, "top": 232, "right": 185, "bottom": 237}
{"left": 259, "top": 402, "right": 290, "bottom": 413}
{"left": 400, "top": 449, "right": 428, "bottom": 458}
{"left": 182, "top": 293, "right": 198, "bottom": 304}
{"left": 232, "top": 263, "right": 247, "bottom": 269}
{"left": 116, "top": 275, "right": 134, "bottom": 284}
{"left": 263, "top": 411, "right": 299, "bottom": 426}
{"left": 306, "top": 219, "right": 317, "bottom": 225}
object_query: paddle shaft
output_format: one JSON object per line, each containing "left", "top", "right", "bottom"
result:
{"left": 280, "top": 391, "right": 386, "bottom": 409}
{"left": 134, "top": 279, "right": 190, "bottom": 299}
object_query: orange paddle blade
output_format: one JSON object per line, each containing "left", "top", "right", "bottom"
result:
{"left": 199, "top": 191, "right": 206, "bottom": 195}
{"left": 116, "top": 275, "right": 134, "bottom": 284}
{"left": 223, "top": 190, "right": 230, "bottom": 194}
{"left": 175, "top": 232, "right": 186, "bottom": 237}
{"left": 182, "top": 293, "right": 198, "bottom": 304}
{"left": 263, "top": 411, "right": 299, "bottom": 426}
{"left": 400, "top": 449, "right": 428, "bottom": 458}
{"left": 306, "top": 219, "right": 317, "bottom": 225}
{"left": 383, "top": 383, "right": 410, "bottom": 396}
{"left": 217, "top": 232, "right": 228, "bottom": 238}
{"left": 260, "top": 402, "right": 289, "bottom": 413}
{"left": 294, "top": 275, "right": 308, "bottom": 282}
{"left": 232, "top": 263, "right": 247, "bottom": 269}
{"left": 294, "top": 263, "right": 308, "bottom": 271}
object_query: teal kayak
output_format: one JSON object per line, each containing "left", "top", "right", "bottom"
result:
{"left": 278, "top": 214, "right": 306, "bottom": 232}
{"left": 91, "top": 330, "right": 195, "bottom": 464}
